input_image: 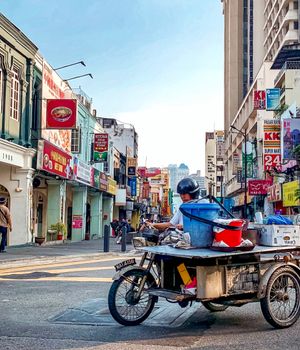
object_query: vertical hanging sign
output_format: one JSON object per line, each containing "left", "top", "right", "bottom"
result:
{"left": 93, "top": 133, "right": 108, "bottom": 162}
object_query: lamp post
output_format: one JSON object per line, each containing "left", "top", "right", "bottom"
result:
{"left": 63, "top": 73, "right": 93, "bottom": 82}
{"left": 54, "top": 60, "right": 86, "bottom": 71}
{"left": 230, "top": 125, "right": 247, "bottom": 219}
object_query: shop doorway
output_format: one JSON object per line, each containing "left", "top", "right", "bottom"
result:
{"left": 85, "top": 203, "right": 90, "bottom": 240}
{"left": 67, "top": 206, "right": 72, "bottom": 240}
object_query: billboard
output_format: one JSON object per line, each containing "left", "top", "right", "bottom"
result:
{"left": 281, "top": 118, "right": 300, "bottom": 160}
{"left": 248, "top": 180, "right": 273, "bottom": 195}
{"left": 254, "top": 90, "right": 266, "bottom": 110}
{"left": 263, "top": 120, "right": 281, "bottom": 171}
{"left": 93, "top": 133, "right": 108, "bottom": 162}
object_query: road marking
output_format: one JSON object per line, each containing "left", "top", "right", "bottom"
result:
{"left": 0, "top": 256, "right": 137, "bottom": 274}
{"left": 0, "top": 265, "right": 115, "bottom": 276}
{"left": 0, "top": 276, "right": 112, "bottom": 282}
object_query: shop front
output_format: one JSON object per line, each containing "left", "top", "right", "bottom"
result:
{"left": 0, "top": 139, "right": 36, "bottom": 245}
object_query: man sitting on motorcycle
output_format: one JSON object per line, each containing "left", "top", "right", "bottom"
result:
{"left": 146, "top": 177, "right": 200, "bottom": 232}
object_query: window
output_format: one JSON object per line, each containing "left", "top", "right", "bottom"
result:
{"left": 10, "top": 67, "right": 20, "bottom": 121}
{"left": 294, "top": 21, "right": 299, "bottom": 30}
{"left": 103, "top": 161, "right": 109, "bottom": 173}
{"left": 71, "top": 127, "right": 81, "bottom": 153}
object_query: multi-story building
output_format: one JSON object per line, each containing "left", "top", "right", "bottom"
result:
{"left": 167, "top": 163, "right": 189, "bottom": 193}
{"left": 221, "top": 0, "right": 300, "bottom": 217}
{"left": 205, "top": 131, "right": 225, "bottom": 200}
{"left": 189, "top": 170, "right": 206, "bottom": 197}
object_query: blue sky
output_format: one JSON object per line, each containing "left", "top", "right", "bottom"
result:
{"left": 1, "top": 0, "right": 224, "bottom": 174}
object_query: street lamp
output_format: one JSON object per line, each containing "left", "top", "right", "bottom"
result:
{"left": 63, "top": 73, "right": 93, "bottom": 82}
{"left": 230, "top": 125, "right": 247, "bottom": 219}
{"left": 54, "top": 60, "right": 86, "bottom": 71}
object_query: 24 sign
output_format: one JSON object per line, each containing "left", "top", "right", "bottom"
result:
{"left": 263, "top": 154, "right": 282, "bottom": 171}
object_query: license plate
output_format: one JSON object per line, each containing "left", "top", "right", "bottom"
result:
{"left": 114, "top": 258, "right": 136, "bottom": 271}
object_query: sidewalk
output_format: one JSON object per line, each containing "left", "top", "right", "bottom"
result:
{"left": 0, "top": 237, "right": 137, "bottom": 268}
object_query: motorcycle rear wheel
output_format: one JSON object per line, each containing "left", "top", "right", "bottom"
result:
{"left": 108, "top": 269, "right": 157, "bottom": 326}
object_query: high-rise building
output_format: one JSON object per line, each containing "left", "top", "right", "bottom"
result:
{"left": 167, "top": 163, "right": 189, "bottom": 193}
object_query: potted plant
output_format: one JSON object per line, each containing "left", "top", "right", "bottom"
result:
{"left": 50, "top": 222, "right": 67, "bottom": 240}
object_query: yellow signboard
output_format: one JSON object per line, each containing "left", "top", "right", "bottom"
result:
{"left": 107, "top": 177, "right": 117, "bottom": 195}
{"left": 282, "top": 180, "right": 300, "bottom": 207}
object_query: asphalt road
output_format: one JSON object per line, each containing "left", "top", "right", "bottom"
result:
{"left": 0, "top": 256, "right": 300, "bottom": 350}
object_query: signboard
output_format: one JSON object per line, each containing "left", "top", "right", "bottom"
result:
{"left": 42, "top": 61, "right": 72, "bottom": 153}
{"left": 267, "top": 183, "right": 282, "bottom": 202}
{"left": 266, "top": 88, "right": 281, "bottom": 111}
{"left": 91, "top": 168, "right": 100, "bottom": 189}
{"left": 282, "top": 180, "right": 300, "bottom": 207}
{"left": 263, "top": 120, "right": 282, "bottom": 171}
{"left": 248, "top": 180, "right": 273, "bottom": 195}
{"left": 254, "top": 90, "right": 266, "bottom": 110}
{"left": 107, "top": 177, "right": 117, "bottom": 195}
{"left": 232, "top": 152, "right": 240, "bottom": 175}
{"left": 281, "top": 118, "right": 300, "bottom": 160}
{"left": 37, "top": 140, "right": 72, "bottom": 179}
{"left": 99, "top": 172, "right": 108, "bottom": 191}
{"left": 72, "top": 215, "right": 83, "bottom": 229}
{"left": 236, "top": 168, "right": 243, "bottom": 183}
{"left": 46, "top": 99, "right": 77, "bottom": 129}
{"left": 242, "top": 141, "right": 253, "bottom": 178}
{"left": 74, "top": 157, "right": 91, "bottom": 185}
{"left": 129, "top": 177, "right": 137, "bottom": 196}
{"left": 127, "top": 157, "right": 137, "bottom": 176}
{"left": 93, "top": 133, "right": 108, "bottom": 162}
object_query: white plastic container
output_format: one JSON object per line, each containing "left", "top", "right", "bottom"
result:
{"left": 259, "top": 225, "right": 300, "bottom": 246}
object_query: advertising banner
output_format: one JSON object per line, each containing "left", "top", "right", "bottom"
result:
{"left": 266, "top": 88, "right": 281, "bottom": 111}
{"left": 254, "top": 90, "right": 266, "bottom": 110}
{"left": 91, "top": 168, "right": 100, "bottom": 189}
{"left": 242, "top": 141, "right": 253, "bottom": 178}
{"left": 37, "top": 140, "right": 72, "bottom": 179}
{"left": 263, "top": 120, "right": 282, "bottom": 171}
{"left": 93, "top": 133, "right": 108, "bottom": 162}
{"left": 281, "top": 118, "right": 300, "bottom": 160}
{"left": 42, "top": 61, "right": 72, "bottom": 153}
{"left": 282, "top": 180, "right": 300, "bottom": 207}
{"left": 46, "top": 99, "right": 77, "bottom": 129}
{"left": 267, "top": 183, "right": 282, "bottom": 202}
{"left": 248, "top": 179, "right": 273, "bottom": 195}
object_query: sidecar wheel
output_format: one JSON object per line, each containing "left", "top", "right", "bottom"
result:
{"left": 108, "top": 269, "right": 157, "bottom": 326}
{"left": 201, "top": 301, "right": 229, "bottom": 312}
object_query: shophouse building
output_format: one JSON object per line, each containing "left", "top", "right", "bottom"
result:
{"left": 0, "top": 14, "right": 38, "bottom": 245}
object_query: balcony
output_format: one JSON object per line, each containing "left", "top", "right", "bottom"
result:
{"left": 274, "top": 60, "right": 300, "bottom": 85}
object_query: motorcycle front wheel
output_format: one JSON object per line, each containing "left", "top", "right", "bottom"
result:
{"left": 108, "top": 269, "right": 157, "bottom": 326}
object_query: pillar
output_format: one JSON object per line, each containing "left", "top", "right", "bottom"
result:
{"left": 90, "top": 192, "right": 103, "bottom": 238}
{"left": 72, "top": 186, "right": 87, "bottom": 241}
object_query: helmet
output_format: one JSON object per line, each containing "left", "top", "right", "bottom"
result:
{"left": 176, "top": 177, "right": 200, "bottom": 199}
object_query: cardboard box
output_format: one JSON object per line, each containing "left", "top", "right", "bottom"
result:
{"left": 259, "top": 225, "right": 300, "bottom": 246}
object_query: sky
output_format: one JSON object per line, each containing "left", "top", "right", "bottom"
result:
{"left": 1, "top": 0, "right": 224, "bottom": 174}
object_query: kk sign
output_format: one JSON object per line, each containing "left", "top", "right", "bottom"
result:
{"left": 254, "top": 90, "right": 266, "bottom": 110}
{"left": 263, "top": 120, "right": 281, "bottom": 171}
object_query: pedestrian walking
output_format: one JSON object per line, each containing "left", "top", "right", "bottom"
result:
{"left": 0, "top": 197, "right": 12, "bottom": 253}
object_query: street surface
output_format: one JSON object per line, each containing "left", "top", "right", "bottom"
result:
{"left": 1, "top": 255, "right": 300, "bottom": 350}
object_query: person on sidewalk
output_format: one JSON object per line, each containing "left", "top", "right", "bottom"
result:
{"left": 0, "top": 197, "right": 12, "bottom": 253}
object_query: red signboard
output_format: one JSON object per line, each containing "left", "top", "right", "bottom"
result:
{"left": 248, "top": 180, "right": 273, "bottom": 195}
{"left": 254, "top": 90, "right": 266, "bottom": 110}
{"left": 263, "top": 154, "right": 282, "bottom": 171}
{"left": 37, "top": 140, "right": 72, "bottom": 179}
{"left": 46, "top": 99, "right": 77, "bottom": 129}
{"left": 72, "top": 215, "right": 83, "bottom": 229}
{"left": 94, "top": 133, "right": 108, "bottom": 152}
{"left": 267, "top": 183, "right": 282, "bottom": 202}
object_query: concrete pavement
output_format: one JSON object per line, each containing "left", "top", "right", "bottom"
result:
{"left": 0, "top": 237, "right": 137, "bottom": 268}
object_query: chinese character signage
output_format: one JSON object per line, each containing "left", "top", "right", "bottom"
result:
{"left": 267, "top": 183, "right": 282, "bottom": 202}
{"left": 93, "top": 133, "right": 108, "bottom": 162}
{"left": 72, "top": 215, "right": 83, "bottom": 229}
{"left": 91, "top": 168, "right": 100, "bottom": 189}
{"left": 266, "top": 88, "right": 281, "bottom": 111}
{"left": 242, "top": 141, "right": 253, "bottom": 178}
{"left": 248, "top": 180, "right": 273, "bottom": 195}
{"left": 254, "top": 90, "right": 266, "bottom": 110}
{"left": 263, "top": 120, "right": 282, "bottom": 171}
{"left": 41, "top": 61, "right": 72, "bottom": 153}
{"left": 129, "top": 177, "right": 137, "bottom": 196}
{"left": 232, "top": 152, "right": 240, "bottom": 175}
{"left": 46, "top": 99, "right": 77, "bottom": 129}
{"left": 99, "top": 172, "right": 108, "bottom": 191}
{"left": 37, "top": 140, "right": 72, "bottom": 179}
